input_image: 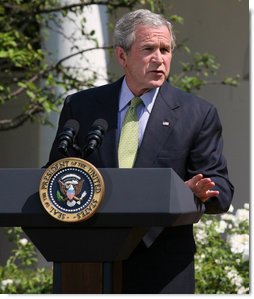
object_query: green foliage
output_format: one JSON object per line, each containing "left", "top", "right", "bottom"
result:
{"left": 0, "top": 0, "right": 157, "bottom": 130}
{"left": 0, "top": 205, "right": 249, "bottom": 294}
{"left": 0, "top": 227, "right": 52, "bottom": 294}
{"left": 169, "top": 50, "right": 239, "bottom": 92}
{"left": 194, "top": 204, "right": 249, "bottom": 294}
{"left": 0, "top": 0, "right": 240, "bottom": 130}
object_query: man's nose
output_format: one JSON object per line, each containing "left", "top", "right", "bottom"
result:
{"left": 152, "top": 49, "right": 163, "bottom": 64}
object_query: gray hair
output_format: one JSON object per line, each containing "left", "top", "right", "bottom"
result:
{"left": 113, "top": 9, "right": 176, "bottom": 52}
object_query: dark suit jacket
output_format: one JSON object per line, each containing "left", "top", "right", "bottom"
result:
{"left": 48, "top": 77, "right": 233, "bottom": 212}
{"left": 47, "top": 78, "right": 234, "bottom": 293}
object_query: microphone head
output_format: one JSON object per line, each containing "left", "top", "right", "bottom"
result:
{"left": 91, "top": 119, "right": 108, "bottom": 133}
{"left": 63, "top": 119, "right": 80, "bottom": 134}
{"left": 57, "top": 119, "right": 80, "bottom": 156}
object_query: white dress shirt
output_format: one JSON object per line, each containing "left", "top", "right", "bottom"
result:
{"left": 118, "top": 77, "right": 159, "bottom": 146}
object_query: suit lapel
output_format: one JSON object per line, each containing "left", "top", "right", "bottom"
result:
{"left": 97, "top": 79, "right": 180, "bottom": 168}
{"left": 134, "top": 82, "right": 180, "bottom": 167}
{"left": 97, "top": 78, "right": 123, "bottom": 168}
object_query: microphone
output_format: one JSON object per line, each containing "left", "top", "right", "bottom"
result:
{"left": 83, "top": 119, "right": 108, "bottom": 158}
{"left": 57, "top": 119, "right": 80, "bottom": 156}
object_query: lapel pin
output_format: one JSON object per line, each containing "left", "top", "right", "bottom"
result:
{"left": 162, "top": 121, "right": 170, "bottom": 126}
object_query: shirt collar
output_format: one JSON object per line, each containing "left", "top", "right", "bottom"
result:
{"left": 119, "top": 77, "right": 159, "bottom": 113}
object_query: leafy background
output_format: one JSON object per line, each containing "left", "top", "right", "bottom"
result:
{"left": 0, "top": 0, "right": 239, "bottom": 131}
{"left": 0, "top": 204, "right": 249, "bottom": 294}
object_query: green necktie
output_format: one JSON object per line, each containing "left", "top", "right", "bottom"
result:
{"left": 118, "top": 97, "right": 142, "bottom": 168}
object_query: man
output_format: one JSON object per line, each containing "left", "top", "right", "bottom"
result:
{"left": 47, "top": 9, "right": 234, "bottom": 294}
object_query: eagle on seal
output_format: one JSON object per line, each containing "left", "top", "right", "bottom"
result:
{"left": 58, "top": 178, "right": 85, "bottom": 207}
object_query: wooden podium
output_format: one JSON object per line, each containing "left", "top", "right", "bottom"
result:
{"left": 0, "top": 168, "right": 204, "bottom": 293}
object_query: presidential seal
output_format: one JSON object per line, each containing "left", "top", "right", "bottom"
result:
{"left": 39, "top": 158, "right": 104, "bottom": 222}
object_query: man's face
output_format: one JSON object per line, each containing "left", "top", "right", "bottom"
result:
{"left": 116, "top": 25, "right": 173, "bottom": 96}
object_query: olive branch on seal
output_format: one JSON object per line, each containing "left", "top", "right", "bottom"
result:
{"left": 56, "top": 190, "right": 64, "bottom": 202}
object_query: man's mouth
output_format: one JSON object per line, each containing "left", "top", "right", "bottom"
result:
{"left": 150, "top": 70, "right": 165, "bottom": 76}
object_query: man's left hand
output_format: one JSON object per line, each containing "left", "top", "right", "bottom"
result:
{"left": 185, "top": 174, "right": 220, "bottom": 202}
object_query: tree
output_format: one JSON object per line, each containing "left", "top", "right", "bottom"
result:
{"left": 0, "top": 0, "right": 238, "bottom": 131}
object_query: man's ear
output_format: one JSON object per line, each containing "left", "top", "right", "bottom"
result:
{"left": 115, "top": 47, "right": 127, "bottom": 68}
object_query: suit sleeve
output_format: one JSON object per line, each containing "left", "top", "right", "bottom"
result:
{"left": 186, "top": 105, "right": 234, "bottom": 214}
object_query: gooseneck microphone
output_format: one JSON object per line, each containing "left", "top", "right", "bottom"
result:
{"left": 83, "top": 119, "right": 108, "bottom": 158}
{"left": 57, "top": 119, "right": 80, "bottom": 156}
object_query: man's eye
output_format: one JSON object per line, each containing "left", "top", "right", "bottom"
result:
{"left": 161, "top": 48, "right": 170, "bottom": 53}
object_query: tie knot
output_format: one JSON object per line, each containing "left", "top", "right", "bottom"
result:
{"left": 130, "top": 97, "right": 142, "bottom": 108}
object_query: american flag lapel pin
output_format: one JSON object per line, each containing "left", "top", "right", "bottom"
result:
{"left": 162, "top": 121, "right": 170, "bottom": 126}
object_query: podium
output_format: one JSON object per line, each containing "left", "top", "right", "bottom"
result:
{"left": 0, "top": 168, "right": 204, "bottom": 293}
